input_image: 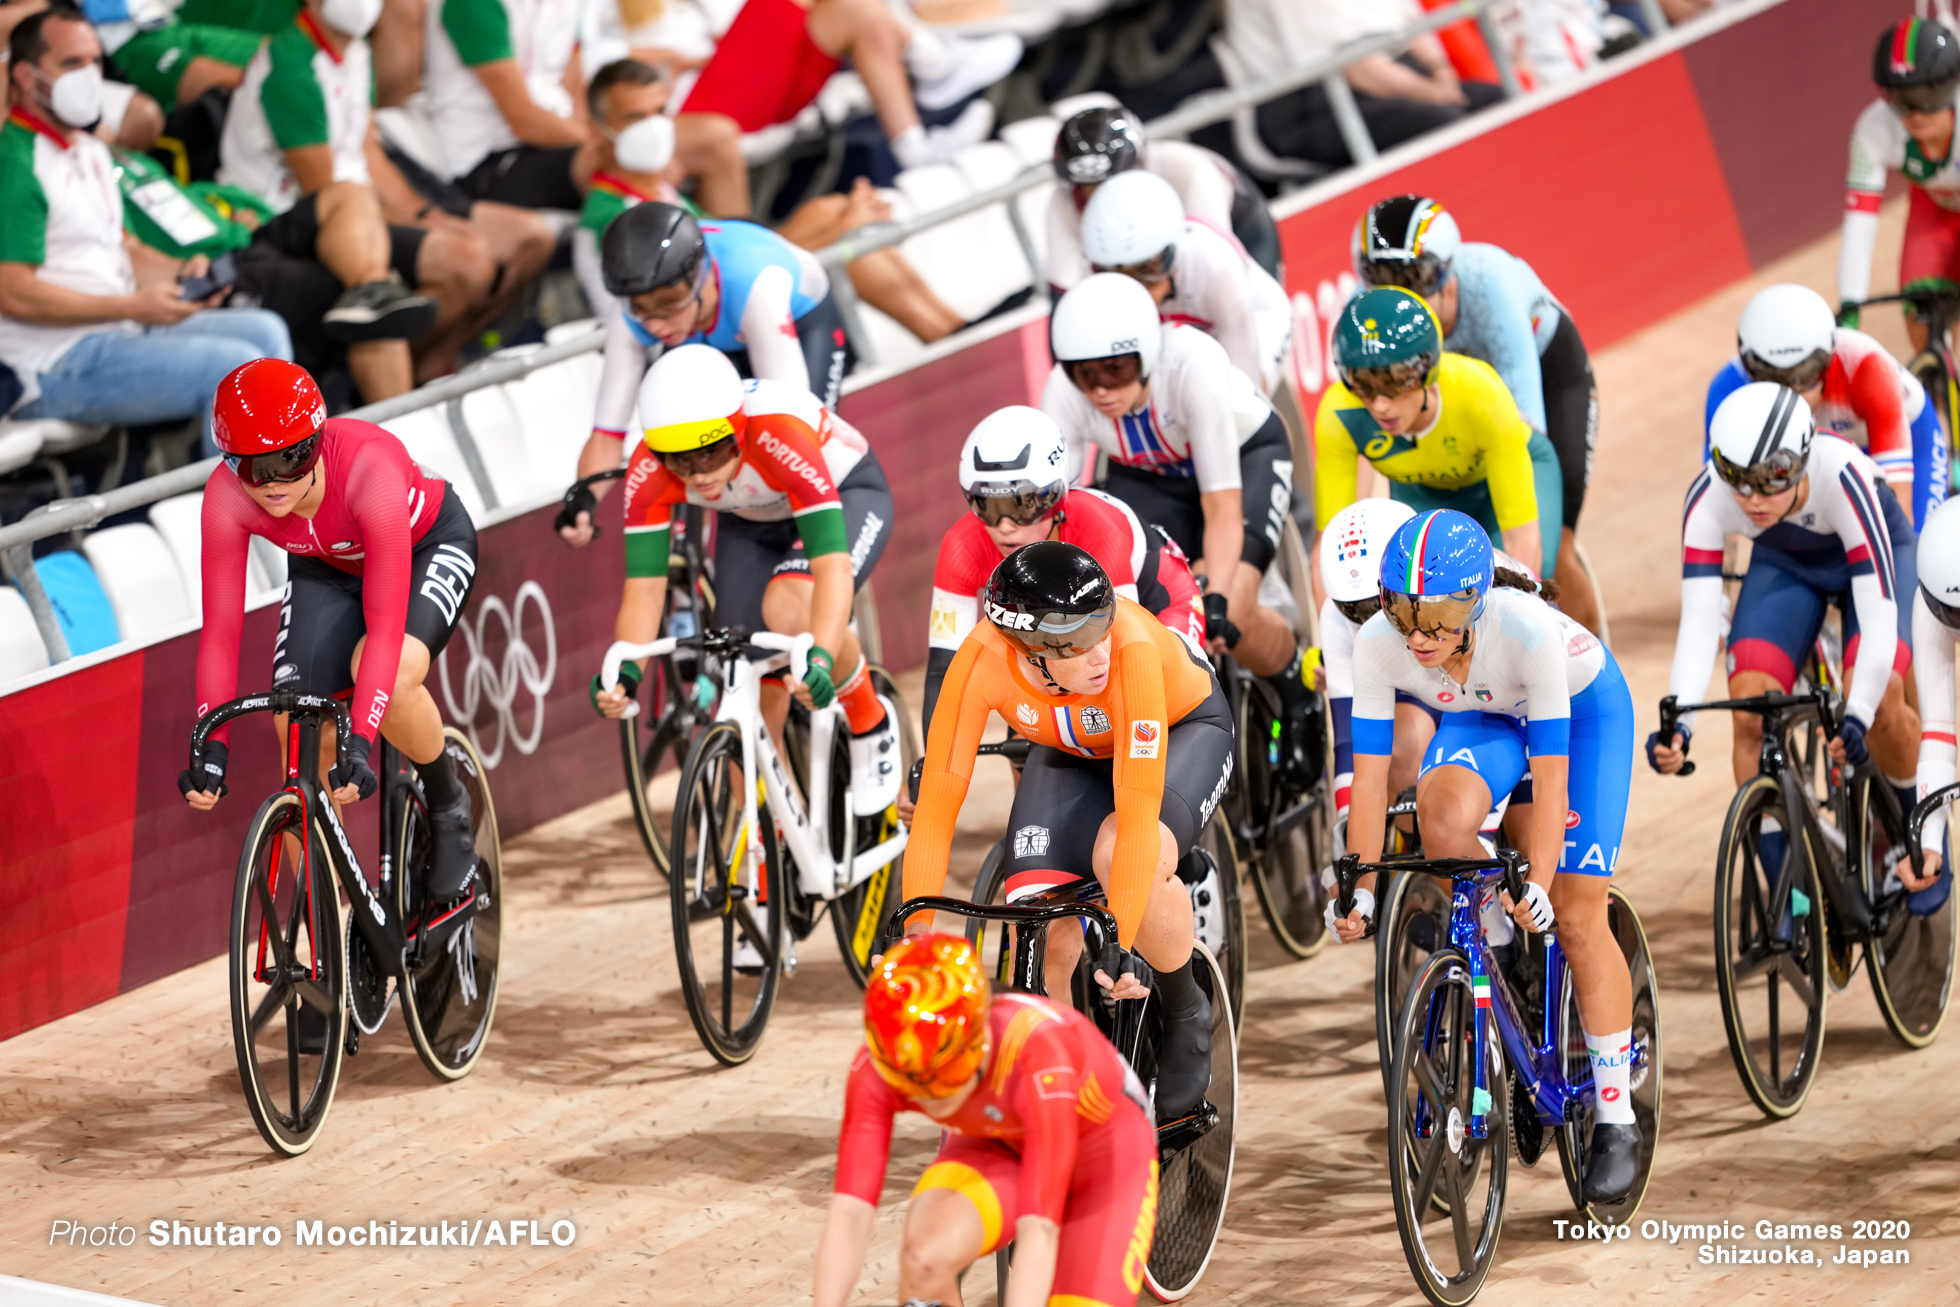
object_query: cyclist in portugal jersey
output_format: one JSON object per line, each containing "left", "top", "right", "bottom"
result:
{"left": 922, "top": 405, "right": 1204, "bottom": 733}
{"left": 907, "top": 542, "right": 1230, "bottom": 1117}
{"left": 181, "top": 359, "right": 484, "bottom": 915}
{"left": 1314, "top": 286, "right": 1561, "bottom": 587}
{"left": 1707, "top": 283, "right": 1946, "bottom": 530}
{"left": 813, "top": 935, "right": 1158, "bottom": 1307}
{"left": 588, "top": 344, "right": 902, "bottom": 817}
{"left": 1840, "top": 17, "right": 1960, "bottom": 356}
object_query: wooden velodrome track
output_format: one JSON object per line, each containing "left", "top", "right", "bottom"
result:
{"left": 4, "top": 206, "right": 1957, "bottom": 1307}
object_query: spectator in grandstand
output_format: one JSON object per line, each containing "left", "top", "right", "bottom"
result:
{"left": 218, "top": 0, "right": 553, "bottom": 397}
{"left": 86, "top": 0, "right": 264, "bottom": 111}
{"left": 1217, "top": 0, "right": 1501, "bottom": 169}
{"left": 576, "top": 59, "right": 962, "bottom": 345}
{"left": 0, "top": 5, "right": 293, "bottom": 454}
{"left": 601, "top": 0, "right": 1019, "bottom": 175}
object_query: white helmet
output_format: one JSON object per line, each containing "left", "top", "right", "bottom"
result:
{"left": 1319, "top": 498, "right": 1416, "bottom": 612}
{"left": 640, "top": 343, "right": 746, "bottom": 453}
{"left": 1050, "top": 273, "right": 1163, "bottom": 379}
{"left": 1737, "top": 283, "right": 1836, "bottom": 392}
{"left": 1081, "top": 170, "right": 1185, "bottom": 274}
{"left": 1709, "top": 380, "right": 1815, "bottom": 495}
{"left": 959, "top": 406, "right": 1070, "bottom": 525}
{"left": 1919, "top": 498, "right": 1960, "bottom": 630}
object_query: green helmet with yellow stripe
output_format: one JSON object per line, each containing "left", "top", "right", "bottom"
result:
{"left": 1333, "top": 286, "right": 1441, "bottom": 398}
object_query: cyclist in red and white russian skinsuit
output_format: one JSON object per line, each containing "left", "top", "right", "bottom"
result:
{"left": 185, "top": 360, "right": 482, "bottom": 905}
{"left": 924, "top": 407, "right": 1203, "bottom": 734}
{"left": 814, "top": 937, "right": 1157, "bottom": 1307}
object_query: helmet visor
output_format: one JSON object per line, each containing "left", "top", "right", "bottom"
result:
{"left": 1340, "top": 360, "right": 1432, "bottom": 402}
{"left": 657, "top": 435, "right": 740, "bottom": 476}
{"left": 1887, "top": 79, "right": 1959, "bottom": 114}
{"left": 1924, "top": 582, "right": 1960, "bottom": 632}
{"left": 1334, "top": 594, "right": 1382, "bottom": 628}
{"left": 1359, "top": 256, "right": 1445, "bottom": 299}
{"left": 1379, "top": 588, "right": 1478, "bottom": 639}
{"left": 226, "top": 430, "right": 322, "bottom": 486}
{"left": 1060, "top": 151, "right": 1116, "bottom": 185}
{"left": 867, "top": 1042, "right": 984, "bottom": 1100}
{"left": 1712, "top": 445, "right": 1807, "bottom": 496}
{"left": 967, "top": 480, "right": 1066, "bottom": 528}
{"left": 1741, "top": 347, "right": 1830, "bottom": 392}
{"left": 1093, "top": 246, "right": 1175, "bottom": 284}
{"left": 1064, "top": 353, "right": 1143, "bottom": 392}
{"left": 992, "top": 598, "right": 1116, "bottom": 659}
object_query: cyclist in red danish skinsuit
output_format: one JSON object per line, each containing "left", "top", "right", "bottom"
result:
{"left": 182, "top": 360, "right": 482, "bottom": 911}
{"left": 813, "top": 935, "right": 1157, "bottom": 1307}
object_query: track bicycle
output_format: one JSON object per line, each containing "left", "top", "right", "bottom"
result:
{"left": 1660, "top": 688, "right": 1957, "bottom": 1118}
{"left": 189, "top": 692, "right": 503, "bottom": 1157}
{"left": 600, "top": 627, "right": 918, "bottom": 1065}
{"left": 1336, "top": 850, "right": 1660, "bottom": 1306}
{"left": 889, "top": 888, "right": 1237, "bottom": 1302}
{"left": 957, "top": 736, "right": 1248, "bottom": 1030}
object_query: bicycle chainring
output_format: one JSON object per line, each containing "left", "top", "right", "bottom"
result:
{"left": 1510, "top": 1072, "right": 1546, "bottom": 1167}
{"left": 345, "top": 911, "right": 395, "bottom": 1037}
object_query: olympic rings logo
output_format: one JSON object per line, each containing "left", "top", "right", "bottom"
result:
{"left": 438, "top": 580, "right": 558, "bottom": 769}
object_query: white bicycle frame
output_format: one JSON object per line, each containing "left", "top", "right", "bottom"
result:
{"left": 602, "top": 634, "right": 908, "bottom": 901}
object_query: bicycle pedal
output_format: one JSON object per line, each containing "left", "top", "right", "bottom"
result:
{"left": 344, "top": 1025, "right": 361, "bottom": 1057}
{"left": 1156, "top": 1100, "right": 1219, "bottom": 1157}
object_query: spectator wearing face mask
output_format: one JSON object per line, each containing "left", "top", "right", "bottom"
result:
{"left": 0, "top": 4, "right": 292, "bottom": 455}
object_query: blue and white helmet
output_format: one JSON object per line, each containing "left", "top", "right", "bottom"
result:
{"left": 1377, "top": 509, "right": 1494, "bottom": 637}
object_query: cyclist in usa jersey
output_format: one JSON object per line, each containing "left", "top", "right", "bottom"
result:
{"left": 813, "top": 935, "right": 1158, "bottom": 1307}
{"left": 1706, "top": 283, "right": 1946, "bottom": 530}
{"left": 1328, "top": 509, "right": 1642, "bottom": 1202}
{"left": 1840, "top": 17, "right": 1960, "bottom": 355}
{"left": 1906, "top": 498, "right": 1960, "bottom": 911}
{"left": 182, "top": 360, "right": 484, "bottom": 917}
{"left": 557, "top": 203, "right": 847, "bottom": 544}
{"left": 922, "top": 405, "right": 1204, "bottom": 734}
{"left": 587, "top": 344, "right": 901, "bottom": 817}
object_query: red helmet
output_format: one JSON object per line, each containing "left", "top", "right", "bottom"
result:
{"left": 864, "top": 933, "right": 992, "bottom": 1099}
{"left": 212, "top": 358, "right": 328, "bottom": 486}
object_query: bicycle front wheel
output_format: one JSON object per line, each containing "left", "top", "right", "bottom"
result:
{"left": 1376, "top": 868, "right": 1452, "bottom": 1100}
{"left": 1713, "top": 774, "right": 1827, "bottom": 1118}
{"left": 398, "top": 729, "right": 503, "bottom": 1081}
{"left": 230, "top": 791, "right": 345, "bottom": 1157}
{"left": 1859, "top": 782, "right": 1956, "bottom": 1048}
{"left": 670, "top": 721, "right": 786, "bottom": 1065}
{"left": 1388, "top": 949, "right": 1507, "bottom": 1307}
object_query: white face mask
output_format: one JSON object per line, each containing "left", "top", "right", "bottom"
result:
{"left": 609, "top": 114, "right": 675, "bottom": 175}
{"left": 38, "top": 63, "right": 103, "bottom": 129}
{"left": 318, "top": 0, "right": 383, "bottom": 38}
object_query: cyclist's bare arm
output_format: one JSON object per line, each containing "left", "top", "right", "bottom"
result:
{"left": 594, "top": 576, "right": 668, "bottom": 718}
{"left": 1501, "top": 520, "right": 1542, "bottom": 581}
{"left": 1332, "top": 752, "right": 1391, "bottom": 943}
{"left": 1002, "top": 1217, "right": 1062, "bottom": 1307}
{"left": 557, "top": 431, "right": 629, "bottom": 547}
{"left": 811, "top": 1193, "right": 877, "bottom": 1307}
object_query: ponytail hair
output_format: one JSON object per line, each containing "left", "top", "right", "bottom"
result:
{"left": 1492, "top": 565, "right": 1560, "bottom": 605}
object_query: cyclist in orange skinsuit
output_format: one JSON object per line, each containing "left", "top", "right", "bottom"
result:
{"left": 904, "top": 541, "right": 1231, "bottom": 1119}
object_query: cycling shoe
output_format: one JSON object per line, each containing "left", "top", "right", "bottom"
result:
{"left": 427, "top": 790, "right": 478, "bottom": 901}
{"left": 1154, "top": 988, "right": 1212, "bottom": 1121}
{"left": 1582, "top": 1121, "right": 1642, "bottom": 1204}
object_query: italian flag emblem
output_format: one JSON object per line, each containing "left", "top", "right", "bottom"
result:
{"left": 1473, "top": 975, "right": 1491, "bottom": 1009}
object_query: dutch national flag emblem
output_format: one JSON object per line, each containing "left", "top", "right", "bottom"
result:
{"left": 1473, "top": 975, "right": 1491, "bottom": 1009}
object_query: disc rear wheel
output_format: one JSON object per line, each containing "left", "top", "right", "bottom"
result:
{"left": 1859, "top": 781, "right": 1956, "bottom": 1048}
{"left": 1143, "top": 943, "right": 1237, "bottom": 1301}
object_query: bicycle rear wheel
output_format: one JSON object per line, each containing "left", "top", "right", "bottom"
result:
{"left": 1376, "top": 869, "right": 1452, "bottom": 1100}
{"left": 230, "top": 791, "right": 345, "bottom": 1157}
{"left": 1388, "top": 950, "right": 1507, "bottom": 1307}
{"left": 1858, "top": 782, "right": 1956, "bottom": 1048}
{"left": 1143, "top": 943, "right": 1237, "bottom": 1302}
{"left": 398, "top": 730, "right": 503, "bottom": 1081}
{"left": 1238, "top": 676, "right": 1333, "bottom": 959}
{"left": 830, "top": 668, "right": 921, "bottom": 985}
{"left": 1554, "top": 888, "right": 1661, "bottom": 1226}
{"left": 1713, "top": 774, "right": 1827, "bottom": 1118}
{"left": 1187, "top": 822, "right": 1247, "bottom": 1030}
{"left": 670, "top": 722, "right": 786, "bottom": 1065}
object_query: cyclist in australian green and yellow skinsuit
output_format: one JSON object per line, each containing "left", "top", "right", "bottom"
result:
{"left": 1311, "top": 286, "right": 1561, "bottom": 594}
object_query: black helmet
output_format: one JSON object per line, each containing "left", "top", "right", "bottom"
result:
{"left": 1352, "top": 195, "right": 1459, "bottom": 299}
{"left": 601, "top": 202, "right": 707, "bottom": 299}
{"left": 1874, "top": 18, "right": 1960, "bottom": 112}
{"left": 1052, "top": 107, "right": 1143, "bottom": 186}
{"left": 983, "top": 541, "right": 1116, "bottom": 659}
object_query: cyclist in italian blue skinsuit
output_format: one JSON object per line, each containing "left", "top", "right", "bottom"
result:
{"left": 560, "top": 202, "right": 850, "bottom": 544}
{"left": 1353, "top": 195, "right": 1603, "bottom": 636}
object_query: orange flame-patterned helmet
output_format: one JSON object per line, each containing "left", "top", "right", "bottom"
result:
{"left": 864, "top": 934, "right": 992, "bottom": 1099}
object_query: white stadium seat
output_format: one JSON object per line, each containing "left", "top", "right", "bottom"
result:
{"left": 505, "top": 356, "right": 593, "bottom": 491}
{"left": 148, "top": 492, "right": 207, "bottom": 611}
{"left": 896, "top": 161, "right": 1031, "bottom": 323}
{"left": 0, "top": 422, "right": 44, "bottom": 475}
{"left": 80, "top": 522, "right": 190, "bottom": 644}
{"left": 1048, "top": 91, "right": 1123, "bottom": 121}
{"left": 385, "top": 407, "right": 487, "bottom": 521}
{"left": 999, "top": 114, "right": 1061, "bottom": 170}
{"left": 455, "top": 382, "right": 550, "bottom": 507}
{"left": 0, "top": 586, "right": 50, "bottom": 683}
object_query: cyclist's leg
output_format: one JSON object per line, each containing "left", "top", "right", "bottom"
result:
{"left": 1724, "top": 549, "right": 1829, "bottom": 785}
{"left": 1389, "top": 697, "right": 1441, "bottom": 829}
{"left": 1843, "top": 486, "right": 1922, "bottom": 808}
{"left": 1000, "top": 745, "right": 1113, "bottom": 997}
{"left": 901, "top": 1137, "right": 1020, "bottom": 1301}
{"left": 1104, "top": 461, "right": 1205, "bottom": 564}
{"left": 272, "top": 557, "right": 365, "bottom": 786}
{"left": 1221, "top": 412, "right": 1297, "bottom": 676}
{"left": 1540, "top": 311, "right": 1602, "bottom": 632}
{"left": 1412, "top": 711, "right": 1527, "bottom": 859}
{"left": 1899, "top": 187, "right": 1960, "bottom": 356}
{"left": 1907, "top": 394, "right": 1949, "bottom": 530}
{"left": 793, "top": 291, "right": 852, "bottom": 408}
{"left": 1050, "top": 1107, "right": 1159, "bottom": 1307}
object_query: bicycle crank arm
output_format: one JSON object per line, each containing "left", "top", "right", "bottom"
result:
{"left": 1157, "top": 1100, "right": 1219, "bottom": 1160}
{"left": 731, "top": 900, "right": 778, "bottom": 970}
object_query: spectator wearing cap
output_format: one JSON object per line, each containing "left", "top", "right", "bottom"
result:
{"left": 1219, "top": 0, "right": 1502, "bottom": 169}
{"left": 216, "top": 0, "right": 539, "bottom": 396}
{"left": 0, "top": 4, "right": 292, "bottom": 456}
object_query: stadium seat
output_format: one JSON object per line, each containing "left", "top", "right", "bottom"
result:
{"left": 81, "top": 523, "right": 191, "bottom": 643}
{"left": 27, "top": 419, "right": 113, "bottom": 457}
{"left": 1048, "top": 91, "right": 1123, "bottom": 121}
{"left": 0, "top": 422, "right": 44, "bottom": 475}
{"left": 455, "top": 383, "right": 550, "bottom": 508}
{"left": 950, "top": 141, "right": 1040, "bottom": 313}
{"left": 384, "top": 408, "right": 487, "bottom": 521}
{"left": 506, "top": 355, "right": 596, "bottom": 490}
{"left": 0, "top": 585, "right": 50, "bottom": 683}
{"left": 149, "top": 492, "right": 207, "bottom": 610}
{"left": 896, "top": 161, "right": 1033, "bottom": 323}
{"left": 999, "top": 114, "right": 1061, "bottom": 169}
{"left": 248, "top": 537, "right": 287, "bottom": 601}
{"left": 30, "top": 550, "right": 119, "bottom": 656}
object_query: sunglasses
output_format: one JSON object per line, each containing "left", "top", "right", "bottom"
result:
{"left": 1334, "top": 595, "right": 1382, "bottom": 627}
{"left": 1092, "top": 247, "right": 1175, "bottom": 284}
{"left": 1359, "top": 259, "right": 1444, "bottom": 299}
{"left": 657, "top": 436, "right": 740, "bottom": 477}
{"left": 1380, "top": 589, "right": 1477, "bottom": 640}
{"left": 1741, "top": 349, "right": 1829, "bottom": 394}
{"left": 1887, "top": 83, "right": 1957, "bottom": 115}
{"left": 1712, "top": 447, "right": 1806, "bottom": 497}
{"left": 1340, "top": 363, "right": 1430, "bottom": 402}
{"left": 968, "top": 482, "right": 1065, "bottom": 528}
{"left": 226, "top": 431, "right": 322, "bottom": 487}
{"left": 1066, "top": 354, "right": 1142, "bottom": 391}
